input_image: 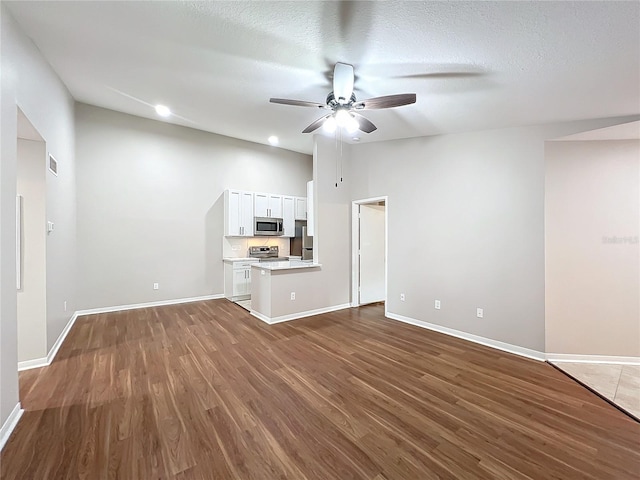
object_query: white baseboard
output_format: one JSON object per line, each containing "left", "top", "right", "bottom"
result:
{"left": 0, "top": 403, "right": 23, "bottom": 451}
{"left": 46, "top": 312, "right": 80, "bottom": 366}
{"left": 251, "top": 303, "right": 352, "bottom": 325}
{"left": 74, "top": 294, "right": 224, "bottom": 316}
{"left": 17, "top": 295, "right": 225, "bottom": 372}
{"left": 17, "top": 356, "right": 49, "bottom": 372}
{"left": 385, "top": 311, "right": 546, "bottom": 362}
{"left": 17, "top": 310, "right": 78, "bottom": 372}
{"left": 546, "top": 353, "right": 640, "bottom": 365}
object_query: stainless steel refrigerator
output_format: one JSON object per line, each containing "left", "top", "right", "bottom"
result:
{"left": 301, "top": 226, "right": 313, "bottom": 260}
{"left": 290, "top": 221, "right": 314, "bottom": 260}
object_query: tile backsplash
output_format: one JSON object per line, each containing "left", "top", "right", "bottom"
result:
{"left": 223, "top": 236, "right": 290, "bottom": 258}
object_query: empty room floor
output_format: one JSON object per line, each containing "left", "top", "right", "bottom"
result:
{"left": 2, "top": 301, "right": 638, "bottom": 479}
{"left": 551, "top": 362, "right": 640, "bottom": 419}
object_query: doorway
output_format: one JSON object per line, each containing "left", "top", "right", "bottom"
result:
{"left": 352, "top": 197, "right": 387, "bottom": 308}
{"left": 16, "top": 108, "right": 48, "bottom": 367}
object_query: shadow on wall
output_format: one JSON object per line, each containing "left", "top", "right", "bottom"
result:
{"left": 205, "top": 194, "right": 224, "bottom": 293}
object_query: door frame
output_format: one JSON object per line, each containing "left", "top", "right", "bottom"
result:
{"left": 351, "top": 196, "right": 388, "bottom": 312}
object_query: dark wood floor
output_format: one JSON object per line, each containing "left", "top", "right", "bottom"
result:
{"left": 2, "top": 301, "right": 638, "bottom": 479}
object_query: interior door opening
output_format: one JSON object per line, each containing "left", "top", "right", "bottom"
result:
{"left": 16, "top": 107, "right": 47, "bottom": 369}
{"left": 352, "top": 197, "right": 387, "bottom": 308}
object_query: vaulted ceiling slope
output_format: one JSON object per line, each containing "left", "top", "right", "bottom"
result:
{"left": 6, "top": 1, "right": 640, "bottom": 154}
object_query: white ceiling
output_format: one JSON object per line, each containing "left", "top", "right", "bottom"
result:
{"left": 555, "top": 120, "right": 640, "bottom": 141}
{"left": 6, "top": 1, "right": 640, "bottom": 155}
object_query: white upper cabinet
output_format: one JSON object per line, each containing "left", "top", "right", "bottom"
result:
{"left": 254, "top": 193, "right": 283, "bottom": 218}
{"left": 282, "top": 196, "right": 295, "bottom": 237}
{"left": 294, "top": 197, "right": 307, "bottom": 220}
{"left": 224, "top": 190, "right": 254, "bottom": 236}
{"left": 225, "top": 186, "right": 308, "bottom": 237}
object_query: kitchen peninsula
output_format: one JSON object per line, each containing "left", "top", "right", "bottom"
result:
{"left": 250, "top": 260, "right": 326, "bottom": 324}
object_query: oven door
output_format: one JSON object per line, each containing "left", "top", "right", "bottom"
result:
{"left": 254, "top": 217, "right": 284, "bottom": 236}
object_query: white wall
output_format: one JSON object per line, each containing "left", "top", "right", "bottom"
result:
{"left": 1, "top": 5, "right": 76, "bottom": 429}
{"left": 545, "top": 139, "right": 639, "bottom": 356}
{"left": 75, "top": 103, "right": 312, "bottom": 310}
{"left": 248, "top": 136, "right": 355, "bottom": 321}
{"left": 344, "top": 117, "right": 639, "bottom": 353}
{"left": 17, "top": 139, "right": 47, "bottom": 363}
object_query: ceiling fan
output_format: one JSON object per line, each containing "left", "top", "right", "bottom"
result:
{"left": 270, "top": 63, "right": 416, "bottom": 135}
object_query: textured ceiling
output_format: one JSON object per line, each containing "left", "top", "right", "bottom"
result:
{"left": 6, "top": 1, "right": 640, "bottom": 154}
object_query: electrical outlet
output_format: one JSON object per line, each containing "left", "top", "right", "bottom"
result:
{"left": 476, "top": 308, "right": 483, "bottom": 318}
{"left": 153, "top": 283, "right": 159, "bottom": 290}
{"left": 435, "top": 300, "right": 441, "bottom": 310}
{"left": 400, "top": 293, "right": 405, "bottom": 301}
{"left": 290, "top": 292, "right": 296, "bottom": 300}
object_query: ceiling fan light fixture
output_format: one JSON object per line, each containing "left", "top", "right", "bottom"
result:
{"left": 346, "top": 115, "right": 359, "bottom": 134}
{"left": 323, "top": 116, "right": 337, "bottom": 133}
{"left": 335, "top": 109, "right": 351, "bottom": 127}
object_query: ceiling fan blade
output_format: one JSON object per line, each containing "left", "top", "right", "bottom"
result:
{"left": 270, "top": 98, "right": 327, "bottom": 109}
{"left": 393, "top": 72, "right": 484, "bottom": 79}
{"left": 302, "top": 114, "right": 333, "bottom": 134}
{"left": 333, "top": 62, "right": 354, "bottom": 104}
{"left": 353, "top": 93, "right": 416, "bottom": 110}
{"left": 352, "top": 113, "right": 377, "bottom": 133}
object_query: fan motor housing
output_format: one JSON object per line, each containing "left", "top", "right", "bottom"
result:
{"left": 326, "top": 92, "right": 357, "bottom": 109}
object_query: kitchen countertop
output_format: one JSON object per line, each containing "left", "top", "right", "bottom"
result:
{"left": 222, "top": 257, "right": 259, "bottom": 263}
{"left": 251, "top": 259, "right": 321, "bottom": 271}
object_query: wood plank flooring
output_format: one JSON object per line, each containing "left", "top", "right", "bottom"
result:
{"left": 2, "top": 300, "right": 638, "bottom": 479}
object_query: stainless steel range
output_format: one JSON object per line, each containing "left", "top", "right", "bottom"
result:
{"left": 249, "top": 246, "right": 289, "bottom": 262}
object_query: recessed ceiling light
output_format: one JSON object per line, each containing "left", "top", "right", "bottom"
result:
{"left": 155, "top": 104, "right": 171, "bottom": 117}
{"left": 268, "top": 135, "right": 279, "bottom": 146}
{"left": 352, "top": 137, "right": 360, "bottom": 142}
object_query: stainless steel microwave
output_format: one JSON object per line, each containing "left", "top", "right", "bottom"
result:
{"left": 254, "top": 217, "right": 284, "bottom": 236}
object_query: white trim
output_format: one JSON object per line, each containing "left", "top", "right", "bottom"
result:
{"left": 351, "top": 202, "right": 359, "bottom": 308}
{"left": 386, "top": 311, "right": 546, "bottom": 362}
{"left": 0, "top": 403, "right": 24, "bottom": 451}
{"left": 251, "top": 303, "right": 352, "bottom": 325}
{"left": 16, "top": 195, "right": 22, "bottom": 290}
{"left": 546, "top": 353, "right": 640, "bottom": 365}
{"left": 74, "top": 294, "right": 224, "bottom": 316}
{"left": 46, "top": 312, "right": 80, "bottom": 365}
{"left": 17, "top": 295, "right": 224, "bottom": 372}
{"left": 352, "top": 196, "right": 388, "bottom": 308}
{"left": 17, "top": 356, "right": 48, "bottom": 371}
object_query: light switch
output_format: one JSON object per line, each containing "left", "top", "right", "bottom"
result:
{"left": 47, "top": 221, "right": 54, "bottom": 233}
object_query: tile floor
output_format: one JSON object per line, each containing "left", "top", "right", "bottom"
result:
{"left": 552, "top": 362, "right": 640, "bottom": 419}
{"left": 235, "top": 299, "right": 251, "bottom": 311}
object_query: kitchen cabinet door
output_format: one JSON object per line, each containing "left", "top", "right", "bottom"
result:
{"left": 239, "top": 191, "right": 254, "bottom": 236}
{"left": 283, "top": 196, "right": 295, "bottom": 237}
{"left": 255, "top": 193, "right": 283, "bottom": 218}
{"left": 268, "top": 194, "right": 283, "bottom": 218}
{"left": 295, "top": 197, "right": 307, "bottom": 220}
{"left": 224, "top": 189, "right": 253, "bottom": 236}
{"left": 254, "top": 193, "right": 269, "bottom": 217}
{"left": 233, "top": 268, "right": 249, "bottom": 296}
